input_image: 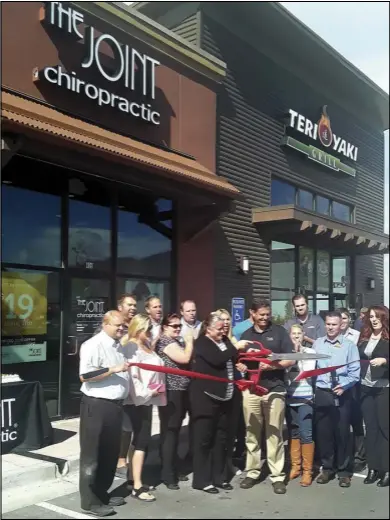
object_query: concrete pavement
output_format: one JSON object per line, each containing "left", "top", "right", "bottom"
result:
{"left": 2, "top": 470, "right": 389, "bottom": 519}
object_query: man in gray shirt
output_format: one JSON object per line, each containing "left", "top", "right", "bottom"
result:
{"left": 284, "top": 294, "right": 326, "bottom": 346}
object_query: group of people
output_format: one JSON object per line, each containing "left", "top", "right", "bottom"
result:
{"left": 78, "top": 293, "right": 389, "bottom": 517}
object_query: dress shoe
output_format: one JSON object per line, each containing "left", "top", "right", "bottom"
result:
{"left": 240, "top": 477, "right": 260, "bottom": 489}
{"left": 316, "top": 471, "right": 334, "bottom": 484}
{"left": 108, "top": 497, "right": 125, "bottom": 507}
{"left": 216, "top": 482, "right": 233, "bottom": 491}
{"left": 339, "top": 477, "right": 351, "bottom": 488}
{"left": 202, "top": 486, "right": 219, "bottom": 494}
{"left": 82, "top": 505, "right": 114, "bottom": 517}
{"left": 165, "top": 483, "right": 180, "bottom": 490}
{"left": 364, "top": 470, "right": 379, "bottom": 484}
{"left": 377, "top": 472, "right": 390, "bottom": 487}
{"left": 272, "top": 482, "right": 287, "bottom": 495}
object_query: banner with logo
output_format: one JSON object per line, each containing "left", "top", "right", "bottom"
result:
{"left": 1, "top": 272, "right": 48, "bottom": 364}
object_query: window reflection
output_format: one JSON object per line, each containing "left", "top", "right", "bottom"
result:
{"left": 271, "top": 289, "right": 295, "bottom": 325}
{"left": 317, "top": 251, "right": 330, "bottom": 292}
{"left": 332, "top": 201, "right": 351, "bottom": 222}
{"left": 298, "top": 189, "right": 314, "bottom": 210}
{"left": 271, "top": 179, "right": 296, "bottom": 206}
{"left": 299, "top": 247, "right": 314, "bottom": 291}
{"left": 117, "top": 194, "right": 172, "bottom": 278}
{"left": 332, "top": 257, "right": 350, "bottom": 295}
{"left": 271, "top": 241, "right": 295, "bottom": 289}
{"left": 316, "top": 196, "right": 330, "bottom": 216}
{"left": 69, "top": 199, "right": 111, "bottom": 270}
{"left": 2, "top": 186, "right": 61, "bottom": 267}
{"left": 117, "top": 278, "right": 170, "bottom": 314}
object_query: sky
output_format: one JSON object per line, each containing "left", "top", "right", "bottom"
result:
{"left": 124, "top": 1, "right": 389, "bottom": 304}
{"left": 280, "top": 1, "right": 389, "bottom": 305}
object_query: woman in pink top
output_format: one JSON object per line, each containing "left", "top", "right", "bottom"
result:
{"left": 121, "top": 314, "right": 166, "bottom": 502}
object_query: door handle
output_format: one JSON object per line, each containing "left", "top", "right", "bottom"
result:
{"left": 66, "top": 336, "right": 79, "bottom": 356}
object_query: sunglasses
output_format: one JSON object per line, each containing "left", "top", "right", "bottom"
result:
{"left": 169, "top": 324, "right": 182, "bottom": 330}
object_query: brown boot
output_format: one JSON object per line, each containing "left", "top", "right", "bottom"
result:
{"left": 300, "top": 443, "right": 314, "bottom": 487}
{"left": 289, "top": 439, "right": 301, "bottom": 480}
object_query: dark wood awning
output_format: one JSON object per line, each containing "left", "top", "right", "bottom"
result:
{"left": 252, "top": 205, "right": 389, "bottom": 255}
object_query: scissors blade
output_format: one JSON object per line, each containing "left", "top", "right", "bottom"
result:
{"left": 268, "top": 353, "right": 331, "bottom": 361}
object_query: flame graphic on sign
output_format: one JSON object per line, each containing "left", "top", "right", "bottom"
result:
{"left": 317, "top": 105, "right": 333, "bottom": 148}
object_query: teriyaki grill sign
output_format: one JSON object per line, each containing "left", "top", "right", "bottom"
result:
{"left": 282, "top": 106, "right": 358, "bottom": 177}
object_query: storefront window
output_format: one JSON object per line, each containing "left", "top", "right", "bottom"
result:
{"left": 299, "top": 247, "right": 314, "bottom": 291}
{"left": 316, "top": 294, "right": 329, "bottom": 320}
{"left": 271, "top": 241, "right": 295, "bottom": 289}
{"left": 271, "top": 290, "right": 294, "bottom": 325}
{"left": 68, "top": 177, "right": 111, "bottom": 271}
{"left": 332, "top": 201, "right": 351, "bottom": 222}
{"left": 2, "top": 185, "right": 61, "bottom": 268}
{"left": 298, "top": 189, "right": 314, "bottom": 210}
{"left": 317, "top": 250, "right": 330, "bottom": 292}
{"left": 271, "top": 179, "right": 296, "bottom": 206}
{"left": 316, "top": 196, "right": 330, "bottom": 216}
{"left": 1, "top": 268, "right": 60, "bottom": 417}
{"left": 332, "top": 257, "right": 350, "bottom": 295}
{"left": 117, "top": 278, "right": 170, "bottom": 314}
{"left": 117, "top": 197, "right": 172, "bottom": 278}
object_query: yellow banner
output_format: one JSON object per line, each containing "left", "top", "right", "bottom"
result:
{"left": 1, "top": 272, "right": 48, "bottom": 336}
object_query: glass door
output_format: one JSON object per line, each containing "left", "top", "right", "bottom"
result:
{"left": 61, "top": 276, "right": 111, "bottom": 417}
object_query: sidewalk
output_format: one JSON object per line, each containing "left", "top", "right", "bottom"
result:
{"left": 2, "top": 408, "right": 187, "bottom": 491}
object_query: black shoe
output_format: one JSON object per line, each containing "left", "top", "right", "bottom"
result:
{"left": 216, "top": 482, "right": 233, "bottom": 491}
{"left": 272, "top": 482, "right": 287, "bottom": 495}
{"left": 377, "top": 472, "right": 390, "bottom": 487}
{"left": 202, "top": 486, "right": 219, "bottom": 494}
{"left": 178, "top": 474, "right": 189, "bottom": 482}
{"left": 316, "top": 471, "right": 334, "bottom": 484}
{"left": 165, "top": 483, "right": 180, "bottom": 490}
{"left": 108, "top": 497, "right": 125, "bottom": 507}
{"left": 240, "top": 477, "right": 260, "bottom": 489}
{"left": 82, "top": 505, "right": 115, "bottom": 517}
{"left": 364, "top": 470, "right": 379, "bottom": 484}
{"left": 339, "top": 477, "right": 351, "bottom": 488}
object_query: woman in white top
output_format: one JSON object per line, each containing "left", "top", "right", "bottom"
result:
{"left": 121, "top": 314, "right": 166, "bottom": 502}
{"left": 358, "top": 305, "right": 389, "bottom": 488}
{"left": 285, "top": 324, "right": 316, "bottom": 487}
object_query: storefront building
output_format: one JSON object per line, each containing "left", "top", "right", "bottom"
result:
{"left": 135, "top": 1, "right": 389, "bottom": 323}
{"left": 1, "top": 2, "right": 239, "bottom": 418}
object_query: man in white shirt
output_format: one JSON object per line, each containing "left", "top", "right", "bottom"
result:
{"left": 145, "top": 296, "right": 162, "bottom": 340}
{"left": 180, "top": 300, "right": 201, "bottom": 339}
{"left": 79, "top": 310, "right": 130, "bottom": 517}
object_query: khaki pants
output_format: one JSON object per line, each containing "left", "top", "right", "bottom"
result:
{"left": 243, "top": 390, "right": 286, "bottom": 483}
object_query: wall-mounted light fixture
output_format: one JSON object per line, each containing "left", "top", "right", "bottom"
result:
{"left": 239, "top": 256, "right": 250, "bottom": 274}
{"left": 367, "top": 278, "right": 375, "bottom": 290}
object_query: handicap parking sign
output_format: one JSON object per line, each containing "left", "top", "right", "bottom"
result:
{"left": 231, "top": 298, "right": 245, "bottom": 328}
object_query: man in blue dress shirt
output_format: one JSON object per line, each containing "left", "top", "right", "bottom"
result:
{"left": 313, "top": 310, "right": 360, "bottom": 488}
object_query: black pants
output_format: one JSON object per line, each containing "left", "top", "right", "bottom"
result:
{"left": 158, "top": 390, "right": 188, "bottom": 484}
{"left": 118, "top": 405, "right": 133, "bottom": 459}
{"left": 350, "top": 383, "right": 366, "bottom": 465}
{"left": 191, "top": 398, "right": 232, "bottom": 489}
{"left": 79, "top": 395, "right": 123, "bottom": 510}
{"left": 360, "top": 386, "right": 389, "bottom": 473}
{"left": 315, "top": 388, "right": 353, "bottom": 478}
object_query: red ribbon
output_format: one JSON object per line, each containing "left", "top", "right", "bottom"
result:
{"left": 294, "top": 360, "right": 367, "bottom": 382}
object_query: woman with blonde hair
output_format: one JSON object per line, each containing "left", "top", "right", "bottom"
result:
{"left": 285, "top": 324, "right": 316, "bottom": 486}
{"left": 120, "top": 314, "right": 166, "bottom": 502}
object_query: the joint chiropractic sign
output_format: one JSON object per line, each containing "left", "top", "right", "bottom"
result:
{"left": 282, "top": 106, "right": 358, "bottom": 177}
{"left": 35, "top": 2, "right": 161, "bottom": 125}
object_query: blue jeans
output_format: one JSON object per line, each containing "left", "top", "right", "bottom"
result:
{"left": 286, "top": 403, "right": 313, "bottom": 444}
